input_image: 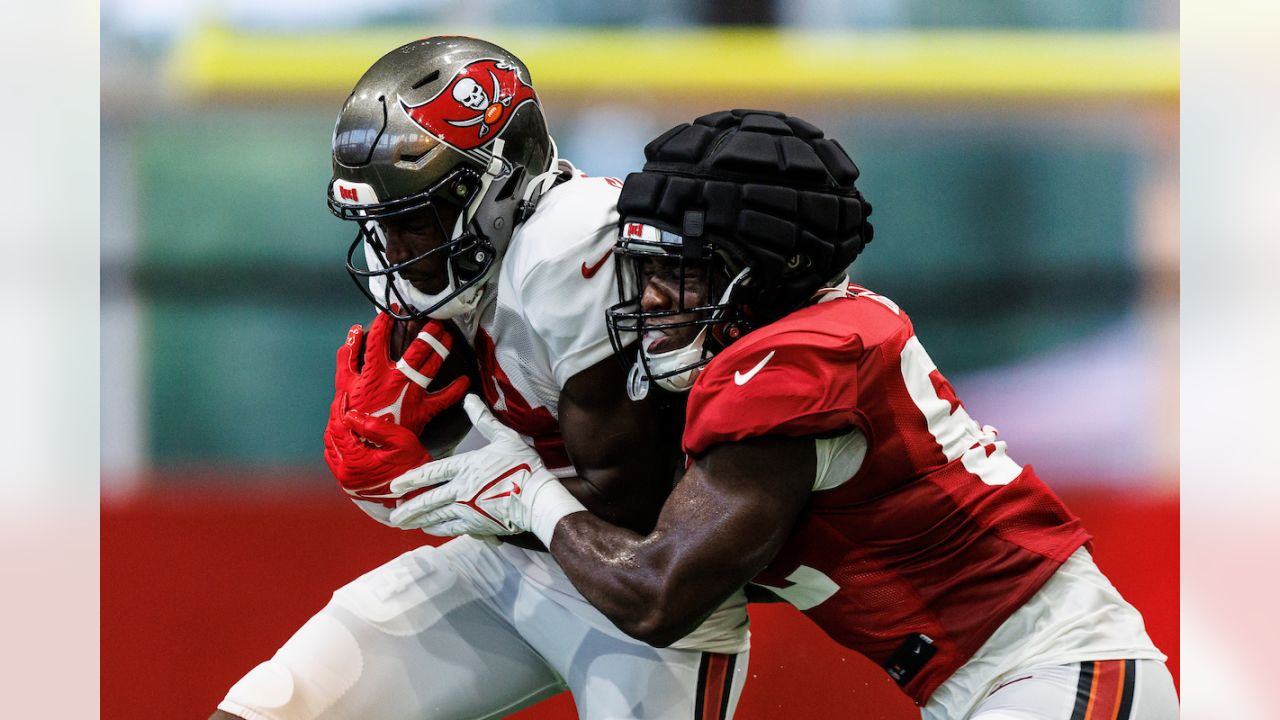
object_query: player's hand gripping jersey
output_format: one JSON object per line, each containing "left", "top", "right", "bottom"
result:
{"left": 683, "top": 282, "right": 1092, "bottom": 703}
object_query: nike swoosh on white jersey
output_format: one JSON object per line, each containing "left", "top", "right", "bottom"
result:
{"left": 733, "top": 350, "right": 776, "bottom": 386}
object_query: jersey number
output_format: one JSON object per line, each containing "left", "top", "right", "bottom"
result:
{"left": 899, "top": 336, "right": 1023, "bottom": 486}
{"left": 755, "top": 565, "right": 841, "bottom": 611}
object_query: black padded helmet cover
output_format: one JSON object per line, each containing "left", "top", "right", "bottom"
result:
{"left": 617, "top": 109, "right": 873, "bottom": 323}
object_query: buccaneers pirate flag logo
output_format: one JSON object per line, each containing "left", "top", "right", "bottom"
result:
{"left": 400, "top": 58, "right": 539, "bottom": 152}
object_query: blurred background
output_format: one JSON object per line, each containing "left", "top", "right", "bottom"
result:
{"left": 98, "top": 1, "right": 1179, "bottom": 718}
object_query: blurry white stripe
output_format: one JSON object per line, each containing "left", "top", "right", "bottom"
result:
{"left": 396, "top": 359, "right": 432, "bottom": 389}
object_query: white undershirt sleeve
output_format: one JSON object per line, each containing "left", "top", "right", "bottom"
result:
{"left": 813, "top": 427, "right": 867, "bottom": 491}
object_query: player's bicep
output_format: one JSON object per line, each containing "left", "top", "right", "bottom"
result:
{"left": 651, "top": 435, "right": 815, "bottom": 604}
{"left": 557, "top": 355, "right": 678, "bottom": 533}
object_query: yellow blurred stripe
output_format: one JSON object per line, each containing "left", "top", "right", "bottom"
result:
{"left": 169, "top": 26, "right": 1178, "bottom": 100}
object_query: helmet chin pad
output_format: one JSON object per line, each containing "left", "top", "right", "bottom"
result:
{"left": 644, "top": 327, "right": 709, "bottom": 393}
{"left": 391, "top": 271, "right": 485, "bottom": 320}
{"left": 364, "top": 237, "right": 490, "bottom": 320}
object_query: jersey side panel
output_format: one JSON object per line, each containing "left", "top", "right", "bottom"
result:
{"left": 470, "top": 176, "right": 623, "bottom": 471}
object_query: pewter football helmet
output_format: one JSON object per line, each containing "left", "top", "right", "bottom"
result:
{"left": 328, "top": 36, "right": 555, "bottom": 319}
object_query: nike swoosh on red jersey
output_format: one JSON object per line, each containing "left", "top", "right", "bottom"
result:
{"left": 733, "top": 350, "right": 776, "bottom": 386}
{"left": 580, "top": 248, "right": 613, "bottom": 279}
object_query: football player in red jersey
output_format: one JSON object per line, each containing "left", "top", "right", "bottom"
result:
{"left": 390, "top": 110, "right": 1180, "bottom": 719}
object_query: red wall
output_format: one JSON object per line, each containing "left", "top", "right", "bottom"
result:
{"left": 101, "top": 480, "right": 1176, "bottom": 719}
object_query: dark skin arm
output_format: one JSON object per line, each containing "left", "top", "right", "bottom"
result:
{"left": 547, "top": 434, "right": 815, "bottom": 647}
{"left": 555, "top": 354, "right": 678, "bottom": 534}
{"left": 480, "top": 354, "right": 679, "bottom": 551}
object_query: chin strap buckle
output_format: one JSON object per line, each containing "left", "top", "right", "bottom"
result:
{"left": 626, "top": 358, "right": 650, "bottom": 401}
{"left": 515, "top": 199, "right": 537, "bottom": 224}
{"left": 486, "top": 139, "right": 509, "bottom": 177}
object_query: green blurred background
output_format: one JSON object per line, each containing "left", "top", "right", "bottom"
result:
{"left": 100, "top": 0, "right": 1178, "bottom": 484}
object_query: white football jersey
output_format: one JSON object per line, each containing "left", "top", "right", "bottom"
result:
{"left": 438, "top": 167, "right": 748, "bottom": 654}
{"left": 449, "top": 170, "right": 624, "bottom": 477}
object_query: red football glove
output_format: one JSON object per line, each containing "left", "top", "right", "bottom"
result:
{"left": 323, "top": 312, "right": 470, "bottom": 512}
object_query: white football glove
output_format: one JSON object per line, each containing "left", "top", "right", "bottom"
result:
{"left": 388, "top": 394, "right": 586, "bottom": 547}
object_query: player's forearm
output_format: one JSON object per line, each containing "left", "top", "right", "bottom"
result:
{"left": 558, "top": 469, "right": 666, "bottom": 535}
{"left": 492, "top": 472, "right": 641, "bottom": 553}
{"left": 547, "top": 513, "right": 718, "bottom": 647}
{"left": 556, "top": 357, "right": 678, "bottom": 534}
{"left": 549, "top": 439, "right": 813, "bottom": 645}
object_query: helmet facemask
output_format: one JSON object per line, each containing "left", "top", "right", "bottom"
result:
{"left": 606, "top": 223, "right": 751, "bottom": 397}
{"left": 331, "top": 159, "right": 507, "bottom": 320}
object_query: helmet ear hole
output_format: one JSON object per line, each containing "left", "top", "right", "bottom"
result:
{"left": 707, "top": 317, "right": 751, "bottom": 353}
{"left": 783, "top": 254, "right": 810, "bottom": 274}
{"left": 493, "top": 166, "right": 526, "bottom": 202}
{"left": 453, "top": 242, "right": 488, "bottom": 278}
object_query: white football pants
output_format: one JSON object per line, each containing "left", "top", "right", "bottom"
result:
{"left": 217, "top": 536, "right": 748, "bottom": 720}
{"left": 956, "top": 659, "right": 1178, "bottom": 720}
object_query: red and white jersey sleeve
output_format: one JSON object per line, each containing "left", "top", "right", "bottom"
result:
{"left": 685, "top": 283, "right": 1092, "bottom": 705}
{"left": 457, "top": 174, "right": 626, "bottom": 475}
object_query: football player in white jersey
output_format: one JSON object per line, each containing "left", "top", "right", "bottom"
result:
{"left": 388, "top": 110, "right": 1179, "bottom": 719}
{"left": 212, "top": 38, "right": 749, "bottom": 720}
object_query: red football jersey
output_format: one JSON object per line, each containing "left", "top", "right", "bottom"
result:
{"left": 683, "top": 283, "right": 1091, "bottom": 705}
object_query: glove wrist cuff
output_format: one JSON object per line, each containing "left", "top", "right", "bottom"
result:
{"left": 527, "top": 475, "right": 586, "bottom": 548}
